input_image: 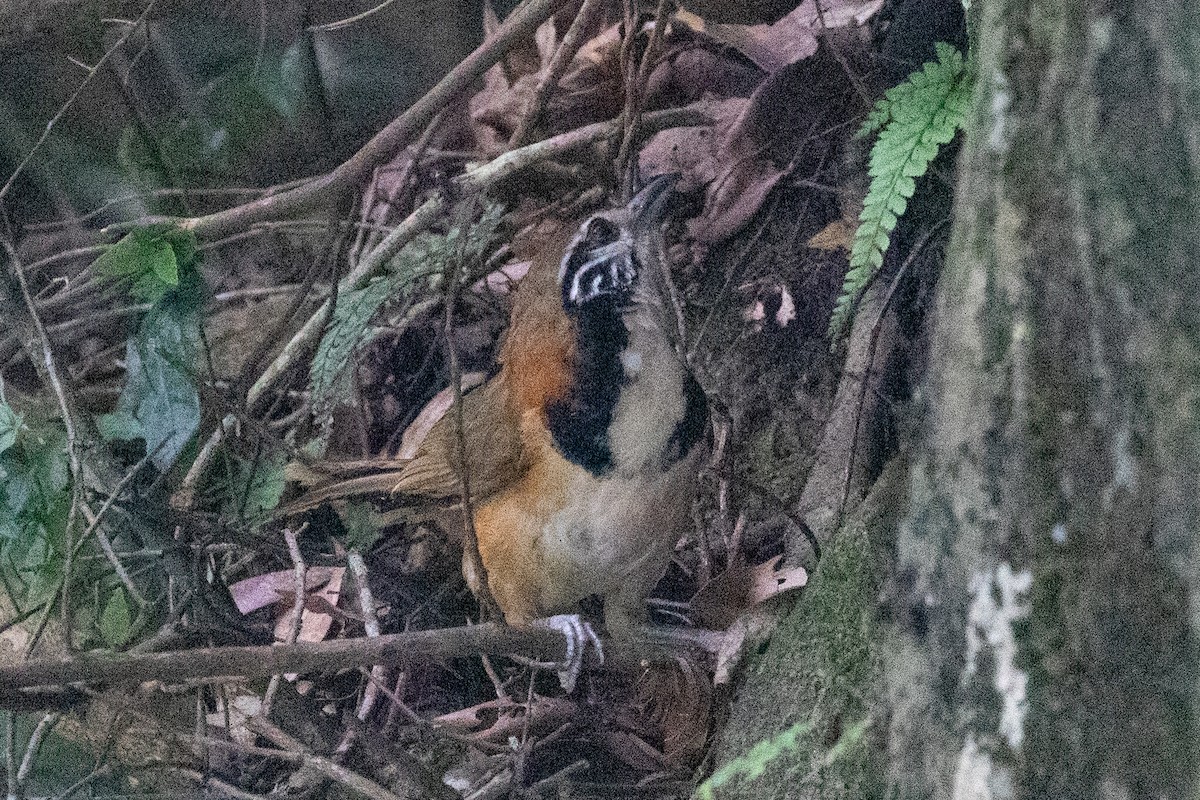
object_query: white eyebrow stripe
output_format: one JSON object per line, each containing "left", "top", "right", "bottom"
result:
{"left": 575, "top": 242, "right": 631, "bottom": 273}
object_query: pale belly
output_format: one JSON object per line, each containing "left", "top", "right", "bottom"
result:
{"left": 474, "top": 443, "right": 699, "bottom": 629}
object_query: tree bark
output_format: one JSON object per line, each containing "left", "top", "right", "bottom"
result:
{"left": 711, "top": 0, "right": 1200, "bottom": 796}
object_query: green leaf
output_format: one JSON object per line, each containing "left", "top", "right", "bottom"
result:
{"left": 697, "top": 722, "right": 812, "bottom": 800}
{"left": 93, "top": 224, "right": 201, "bottom": 304}
{"left": 99, "top": 588, "right": 132, "bottom": 648}
{"left": 225, "top": 450, "right": 288, "bottom": 518}
{"left": 98, "top": 293, "right": 202, "bottom": 471}
{"left": 258, "top": 39, "right": 311, "bottom": 122}
{"left": 341, "top": 500, "right": 381, "bottom": 551}
{"left": 696, "top": 719, "right": 867, "bottom": 799}
{"left": 0, "top": 401, "right": 20, "bottom": 454}
{"left": 145, "top": 238, "right": 178, "bottom": 286}
{"left": 0, "top": 414, "right": 71, "bottom": 610}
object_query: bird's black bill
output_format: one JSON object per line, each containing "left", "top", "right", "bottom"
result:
{"left": 630, "top": 173, "right": 679, "bottom": 228}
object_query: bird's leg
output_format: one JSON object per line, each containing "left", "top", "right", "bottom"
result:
{"left": 531, "top": 614, "right": 605, "bottom": 693}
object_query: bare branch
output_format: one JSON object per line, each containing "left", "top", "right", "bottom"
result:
{"left": 163, "top": 0, "right": 570, "bottom": 240}
{"left": 0, "top": 622, "right": 722, "bottom": 698}
{"left": 508, "top": 0, "right": 608, "bottom": 148}
{"left": 0, "top": 0, "right": 158, "bottom": 205}
{"left": 175, "top": 104, "right": 711, "bottom": 501}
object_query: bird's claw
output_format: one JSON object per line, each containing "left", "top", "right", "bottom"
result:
{"left": 534, "top": 614, "right": 604, "bottom": 693}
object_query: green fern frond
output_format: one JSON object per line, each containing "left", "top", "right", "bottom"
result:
{"left": 831, "top": 42, "right": 971, "bottom": 341}
{"left": 308, "top": 201, "right": 505, "bottom": 426}
{"left": 696, "top": 718, "right": 868, "bottom": 799}
{"left": 309, "top": 277, "right": 395, "bottom": 420}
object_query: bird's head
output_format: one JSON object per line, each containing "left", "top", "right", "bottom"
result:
{"left": 558, "top": 174, "right": 678, "bottom": 312}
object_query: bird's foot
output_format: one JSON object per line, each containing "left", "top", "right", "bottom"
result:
{"left": 532, "top": 614, "right": 604, "bottom": 693}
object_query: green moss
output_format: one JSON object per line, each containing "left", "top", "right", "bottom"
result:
{"left": 706, "top": 463, "right": 905, "bottom": 800}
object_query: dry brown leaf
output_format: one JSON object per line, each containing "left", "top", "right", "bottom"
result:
{"left": 808, "top": 219, "right": 855, "bottom": 251}
{"left": 655, "top": 43, "right": 862, "bottom": 244}
{"left": 644, "top": 23, "right": 764, "bottom": 106}
{"left": 695, "top": 0, "right": 883, "bottom": 73}
{"left": 691, "top": 159, "right": 786, "bottom": 244}
{"left": 272, "top": 566, "right": 345, "bottom": 645}
{"left": 396, "top": 371, "right": 488, "bottom": 460}
{"left": 638, "top": 97, "right": 746, "bottom": 190}
{"left": 675, "top": 0, "right": 798, "bottom": 24}
{"left": 474, "top": 260, "right": 532, "bottom": 296}
{"left": 638, "top": 658, "right": 712, "bottom": 765}
{"left": 471, "top": 12, "right": 623, "bottom": 155}
{"left": 690, "top": 555, "right": 807, "bottom": 629}
{"left": 745, "top": 554, "right": 808, "bottom": 604}
{"left": 229, "top": 566, "right": 341, "bottom": 615}
{"left": 469, "top": 63, "right": 529, "bottom": 155}
{"left": 640, "top": 74, "right": 795, "bottom": 244}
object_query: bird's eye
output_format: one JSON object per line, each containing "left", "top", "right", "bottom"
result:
{"left": 580, "top": 217, "right": 620, "bottom": 248}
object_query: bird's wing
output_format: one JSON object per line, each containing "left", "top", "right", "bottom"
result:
{"left": 280, "top": 375, "right": 528, "bottom": 516}
{"left": 389, "top": 374, "right": 528, "bottom": 501}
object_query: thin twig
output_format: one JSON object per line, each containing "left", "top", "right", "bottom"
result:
{"left": 480, "top": 653, "right": 515, "bottom": 704}
{"left": 4, "top": 712, "right": 15, "bottom": 800}
{"left": 362, "top": 104, "right": 708, "bottom": 277}
{"left": 308, "top": 0, "right": 402, "bottom": 31}
{"left": 616, "top": 0, "right": 673, "bottom": 195}
{"left": 508, "top": 0, "right": 607, "bottom": 148}
{"left": 166, "top": 768, "right": 272, "bottom": 800}
{"left": 262, "top": 526, "right": 308, "bottom": 717}
{"left": 74, "top": 446, "right": 161, "bottom": 605}
{"left": 334, "top": 550, "right": 386, "bottom": 759}
{"left": 247, "top": 716, "right": 409, "bottom": 800}
{"left": 0, "top": 0, "right": 158, "bottom": 204}
{"left": 15, "top": 712, "right": 60, "bottom": 785}
{"left": 355, "top": 107, "right": 447, "bottom": 264}
{"left": 184, "top": 734, "right": 304, "bottom": 761}
{"left": 50, "top": 763, "right": 113, "bottom": 800}
{"left": 361, "top": 666, "right": 508, "bottom": 753}
{"left": 137, "top": 0, "right": 570, "bottom": 240}
{"left": 2, "top": 238, "right": 85, "bottom": 647}
{"left": 445, "top": 201, "right": 496, "bottom": 617}
{"left": 513, "top": 674, "right": 537, "bottom": 785}
{"left": 839, "top": 223, "right": 945, "bottom": 525}
{"left": 79, "top": 507, "right": 145, "bottom": 606}
{"left": 19, "top": 244, "right": 107, "bottom": 278}
{"left": 727, "top": 510, "right": 747, "bottom": 570}
{"left": 22, "top": 188, "right": 286, "bottom": 232}
{"left": 615, "top": 0, "right": 640, "bottom": 197}
{"left": 0, "top": 605, "right": 46, "bottom": 639}
{"left": 689, "top": 191, "right": 788, "bottom": 362}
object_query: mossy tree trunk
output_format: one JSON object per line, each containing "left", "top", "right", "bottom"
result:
{"left": 711, "top": 0, "right": 1200, "bottom": 797}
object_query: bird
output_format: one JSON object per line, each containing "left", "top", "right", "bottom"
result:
{"left": 289, "top": 175, "right": 707, "bottom": 652}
